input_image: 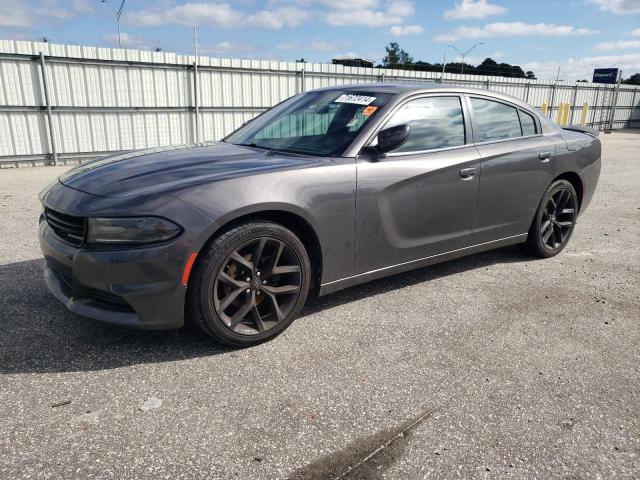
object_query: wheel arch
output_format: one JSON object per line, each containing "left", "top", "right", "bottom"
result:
{"left": 196, "top": 206, "right": 324, "bottom": 296}
{"left": 553, "top": 171, "right": 583, "bottom": 212}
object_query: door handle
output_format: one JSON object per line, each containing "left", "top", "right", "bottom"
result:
{"left": 539, "top": 151, "right": 551, "bottom": 162}
{"left": 460, "top": 167, "right": 476, "bottom": 179}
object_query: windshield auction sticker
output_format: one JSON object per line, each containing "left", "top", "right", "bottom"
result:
{"left": 334, "top": 94, "right": 376, "bottom": 105}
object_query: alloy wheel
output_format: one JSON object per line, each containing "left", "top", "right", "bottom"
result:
{"left": 213, "top": 237, "right": 302, "bottom": 335}
{"left": 540, "top": 188, "right": 577, "bottom": 250}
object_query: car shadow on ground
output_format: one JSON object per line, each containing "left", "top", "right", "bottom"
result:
{"left": 0, "top": 246, "right": 531, "bottom": 375}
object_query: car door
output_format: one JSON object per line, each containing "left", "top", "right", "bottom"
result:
{"left": 354, "top": 94, "right": 481, "bottom": 274}
{"left": 468, "top": 96, "right": 556, "bottom": 243}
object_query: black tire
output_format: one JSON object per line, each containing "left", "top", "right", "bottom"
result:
{"left": 187, "top": 221, "right": 311, "bottom": 347}
{"left": 523, "top": 179, "right": 578, "bottom": 258}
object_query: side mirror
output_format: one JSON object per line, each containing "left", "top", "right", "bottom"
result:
{"left": 371, "top": 124, "right": 410, "bottom": 155}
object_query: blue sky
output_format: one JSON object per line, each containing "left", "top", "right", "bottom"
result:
{"left": 0, "top": 0, "right": 639, "bottom": 80}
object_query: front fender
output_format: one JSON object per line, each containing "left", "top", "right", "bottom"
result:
{"left": 173, "top": 163, "right": 357, "bottom": 283}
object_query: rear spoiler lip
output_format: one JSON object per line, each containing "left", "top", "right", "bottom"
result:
{"left": 562, "top": 125, "right": 599, "bottom": 138}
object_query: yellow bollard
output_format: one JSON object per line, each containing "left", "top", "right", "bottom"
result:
{"left": 580, "top": 102, "right": 589, "bottom": 127}
{"left": 541, "top": 101, "right": 548, "bottom": 115}
{"left": 556, "top": 103, "right": 564, "bottom": 124}
{"left": 562, "top": 103, "right": 571, "bottom": 125}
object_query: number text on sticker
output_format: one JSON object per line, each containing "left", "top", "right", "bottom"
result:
{"left": 334, "top": 94, "right": 376, "bottom": 105}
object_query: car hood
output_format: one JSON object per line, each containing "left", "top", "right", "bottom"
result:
{"left": 59, "top": 142, "right": 323, "bottom": 197}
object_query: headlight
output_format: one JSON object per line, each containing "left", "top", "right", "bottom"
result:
{"left": 87, "top": 217, "right": 182, "bottom": 244}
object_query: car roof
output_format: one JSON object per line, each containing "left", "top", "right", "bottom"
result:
{"left": 313, "top": 82, "right": 538, "bottom": 114}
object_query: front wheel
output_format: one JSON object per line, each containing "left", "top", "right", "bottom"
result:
{"left": 188, "top": 222, "right": 311, "bottom": 347}
{"left": 523, "top": 179, "right": 578, "bottom": 258}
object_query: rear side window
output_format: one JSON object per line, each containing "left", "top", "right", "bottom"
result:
{"left": 518, "top": 110, "right": 537, "bottom": 136}
{"left": 471, "top": 98, "right": 521, "bottom": 142}
{"left": 385, "top": 96, "right": 466, "bottom": 153}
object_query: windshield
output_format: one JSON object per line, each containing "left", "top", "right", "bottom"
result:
{"left": 225, "top": 90, "right": 392, "bottom": 156}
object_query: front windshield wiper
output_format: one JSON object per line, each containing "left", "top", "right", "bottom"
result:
{"left": 234, "top": 142, "right": 272, "bottom": 151}
{"left": 230, "top": 141, "right": 327, "bottom": 157}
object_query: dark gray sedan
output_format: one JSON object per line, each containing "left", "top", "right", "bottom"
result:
{"left": 39, "top": 84, "right": 601, "bottom": 346}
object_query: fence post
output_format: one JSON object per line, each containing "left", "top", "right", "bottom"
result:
{"left": 524, "top": 82, "right": 531, "bottom": 103}
{"left": 192, "top": 61, "right": 200, "bottom": 143}
{"left": 631, "top": 89, "right": 638, "bottom": 128}
{"left": 38, "top": 52, "right": 58, "bottom": 166}
{"left": 607, "top": 83, "right": 621, "bottom": 132}
{"left": 569, "top": 84, "right": 578, "bottom": 125}
{"left": 548, "top": 82, "right": 557, "bottom": 119}
{"left": 591, "top": 85, "right": 600, "bottom": 127}
{"left": 298, "top": 68, "right": 306, "bottom": 93}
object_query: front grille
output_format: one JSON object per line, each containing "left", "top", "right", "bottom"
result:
{"left": 45, "top": 208, "right": 86, "bottom": 246}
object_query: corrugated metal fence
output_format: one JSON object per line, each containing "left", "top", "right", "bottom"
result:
{"left": 0, "top": 40, "right": 638, "bottom": 167}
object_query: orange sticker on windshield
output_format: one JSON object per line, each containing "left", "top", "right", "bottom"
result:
{"left": 362, "top": 106, "right": 378, "bottom": 116}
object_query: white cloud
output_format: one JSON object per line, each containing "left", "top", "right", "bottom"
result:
{"left": 128, "top": 3, "right": 244, "bottom": 28}
{"left": 199, "top": 41, "right": 255, "bottom": 54}
{"left": 124, "top": 1, "right": 417, "bottom": 32}
{"left": 245, "top": 7, "right": 310, "bottom": 28}
{"left": 70, "top": 0, "right": 93, "bottom": 14}
{"left": 325, "top": 0, "right": 414, "bottom": 27}
{"left": 631, "top": 28, "right": 640, "bottom": 36}
{"left": 434, "top": 22, "right": 599, "bottom": 42}
{"left": 0, "top": 0, "right": 90, "bottom": 28}
{"left": 389, "top": 24, "right": 424, "bottom": 36}
{"left": 308, "top": 39, "right": 336, "bottom": 51}
{"left": 128, "top": 3, "right": 308, "bottom": 30}
{"left": 593, "top": 40, "right": 640, "bottom": 51}
{"left": 444, "top": 0, "right": 507, "bottom": 20}
{"left": 523, "top": 53, "right": 640, "bottom": 81}
{"left": 103, "top": 33, "right": 151, "bottom": 50}
{"left": 276, "top": 42, "right": 296, "bottom": 50}
{"left": 589, "top": 0, "right": 640, "bottom": 14}
{"left": 332, "top": 51, "right": 365, "bottom": 60}
{"left": 314, "top": 0, "right": 379, "bottom": 9}
{"left": 0, "top": 1, "right": 32, "bottom": 28}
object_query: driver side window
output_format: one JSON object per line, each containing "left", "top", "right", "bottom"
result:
{"left": 385, "top": 96, "right": 466, "bottom": 154}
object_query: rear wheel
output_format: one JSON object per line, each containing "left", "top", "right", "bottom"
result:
{"left": 524, "top": 179, "right": 578, "bottom": 258}
{"left": 188, "top": 222, "right": 311, "bottom": 347}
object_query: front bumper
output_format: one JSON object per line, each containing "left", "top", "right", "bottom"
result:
{"left": 38, "top": 181, "right": 219, "bottom": 330}
{"left": 40, "top": 219, "right": 187, "bottom": 329}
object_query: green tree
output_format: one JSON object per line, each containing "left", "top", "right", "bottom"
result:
{"left": 377, "top": 48, "right": 535, "bottom": 79}
{"left": 476, "top": 57, "right": 498, "bottom": 76}
{"left": 382, "top": 42, "right": 414, "bottom": 68}
{"left": 622, "top": 73, "right": 640, "bottom": 85}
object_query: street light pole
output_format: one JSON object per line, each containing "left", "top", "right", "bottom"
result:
{"left": 441, "top": 45, "right": 458, "bottom": 82}
{"left": 116, "top": 0, "right": 126, "bottom": 48}
{"left": 447, "top": 42, "right": 484, "bottom": 75}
